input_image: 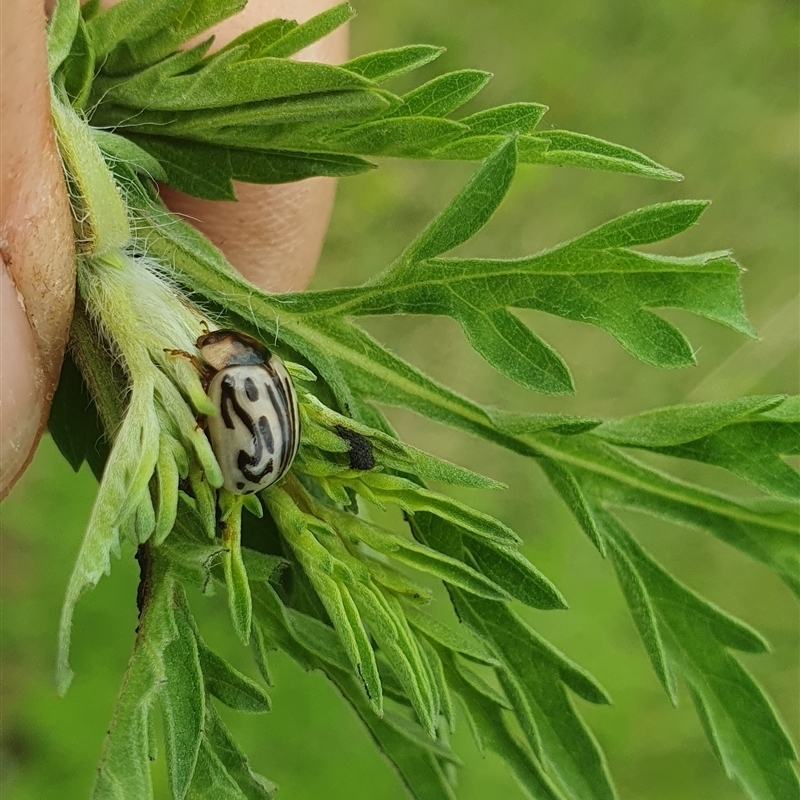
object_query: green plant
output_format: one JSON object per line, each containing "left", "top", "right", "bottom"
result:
{"left": 42, "top": 1, "right": 798, "bottom": 798}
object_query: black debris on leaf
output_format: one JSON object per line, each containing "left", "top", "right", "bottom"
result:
{"left": 334, "top": 425, "right": 376, "bottom": 471}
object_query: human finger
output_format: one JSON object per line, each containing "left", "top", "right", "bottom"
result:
{"left": 156, "top": 0, "right": 349, "bottom": 292}
{"left": 0, "top": 0, "right": 76, "bottom": 497}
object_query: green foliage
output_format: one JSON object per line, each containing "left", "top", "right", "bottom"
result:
{"left": 280, "top": 158, "right": 753, "bottom": 389}
{"left": 598, "top": 512, "right": 797, "bottom": 800}
{"left": 39, "top": 0, "right": 800, "bottom": 799}
{"left": 596, "top": 396, "right": 800, "bottom": 500}
{"left": 58, "top": 0, "right": 681, "bottom": 202}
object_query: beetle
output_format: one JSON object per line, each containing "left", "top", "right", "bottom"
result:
{"left": 196, "top": 329, "right": 300, "bottom": 494}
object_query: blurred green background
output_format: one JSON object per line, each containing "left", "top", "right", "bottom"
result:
{"left": 2, "top": 1, "right": 798, "bottom": 798}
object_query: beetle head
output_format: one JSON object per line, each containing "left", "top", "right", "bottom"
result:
{"left": 196, "top": 329, "right": 269, "bottom": 371}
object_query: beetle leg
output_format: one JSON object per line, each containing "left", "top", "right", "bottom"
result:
{"left": 163, "top": 348, "right": 205, "bottom": 373}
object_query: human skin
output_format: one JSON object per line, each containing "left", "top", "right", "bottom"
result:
{"left": 0, "top": 0, "right": 347, "bottom": 498}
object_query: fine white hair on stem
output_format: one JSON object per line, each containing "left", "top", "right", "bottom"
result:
{"left": 79, "top": 250, "right": 208, "bottom": 370}
{"left": 59, "top": 247, "right": 225, "bottom": 694}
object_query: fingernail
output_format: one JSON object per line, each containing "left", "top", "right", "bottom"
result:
{"left": 0, "top": 259, "right": 44, "bottom": 496}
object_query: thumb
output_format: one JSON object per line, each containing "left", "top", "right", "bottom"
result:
{"left": 0, "top": 0, "right": 76, "bottom": 497}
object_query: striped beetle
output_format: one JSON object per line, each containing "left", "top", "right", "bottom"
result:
{"left": 197, "top": 330, "right": 300, "bottom": 494}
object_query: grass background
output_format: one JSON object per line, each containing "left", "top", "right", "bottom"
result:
{"left": 1, "top": 1, "right": 798, "bottom": 798}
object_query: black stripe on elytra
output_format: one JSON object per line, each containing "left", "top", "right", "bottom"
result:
{"left": 244, "top": 376, "right": 259, "bottom": 402}
{"left": 220, "top": 374, "right": 252, "bottom": 431}
{"left": 238, "top": 417, "right": 275, "bottom": 482}
{"left": 279, "top": 376, "right": 298, "bottom": 470}
{"left": 259, "top": 414, "right": 275, "bottom": 455}
{"left": 280, "top": 375, "right": 298, "bottom": 457}
{"left": 266, "top": 382, "right": 291, "bottom": 475}
{"left": 220, "top": 372, "right": 277, "bottom": 484}
{"left": 263, "top": 358, "right": 278, "bottom": 379}
{"left": 264, "top": 361, "right": 298, "bottom": 433}
{"left": 275, "top": 377, "right": 297, "bottom": 474}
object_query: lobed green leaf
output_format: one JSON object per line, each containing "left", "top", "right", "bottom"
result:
{"left": 300, "top": 392, "right": 504, "bottom": 488}
{"left": 95, "top": 48, "right": 371, "bottom": 111}
{"left": 548, "top": 433, "right": 800, "bottom": 596}
{"left": 202, "top": 704, "right": 277, "bottom": 799}
{"left": 47, "top": 0, "right": 80, "bottom": 75}
{"left": 403, "top": 604, "right": 498, "bottom": 667}
{"left": 198, "top": 645, "right": 271, "bottom": 713}
{"left": 415, "top": 514, "right": 616, "bottom": 800}
{"left": 256, "top": 2, "right": 354, "bottom": 59}
{"left": 342, "top": 45, "right": 445, "bottom": 82}
{"left": 58, "top": 13, "right": 95, "bottom": 108}
{"left": 187, "top": 739, "right": 251, "bottom": 800}
{"left": 211, "top": 18, "right": 298, "bottom": 62}
{"left": 386, "top": 70, "right": 492, "bottom": 119}
{"left": 161, "top": 589, "right": 205, "bottom": 799}
{"left": 524, "top": 130, "right": 683, "bottom": 180}
{"left": 275, "top": 155, "right": 752, "bottom": 389}
{"left": 56, "top": 379, "right": 159, "bottom": 694}
{"left": 596, "top": 511, "right": 798, "bottom": 800}
{"left": 92, "top": 90, "right": 390, "bottom": 146}
{"left": 465, "top": 537, "right": 568, "bottom": 610}
{"left": 354, "top": 471, "right": 521, "bottom": 548}
{"left": 459, "top": 103, "right": 548, "bottom": 135}
{"left": 101, "top": 0, "right": 246, "bottom": 75}
{"left": 48, "top": 352, "right": 107, "bottom": 473}
{"left": 92, "top": 556, "right": 175, "bottom": 800}
{"left": 595, "top": 395, "right": 784, "bottom": 447}
{"left": 597, "top": 396, "right": 800, "bottom": 500}
{"left": 128, "top": 135, "right": 374, "bottom": 200}
{"left": 84, "top": 0, "right": 179, "bottom": 58}
{"left": 440, "top": 650, "right": 565, "bottom": 800}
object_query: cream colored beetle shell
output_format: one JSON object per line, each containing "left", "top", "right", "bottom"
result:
{"left": 197, "top": 330, "right": 300, "bottom": 494}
